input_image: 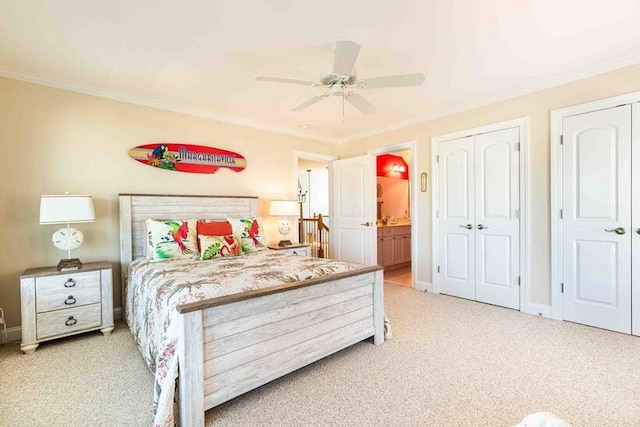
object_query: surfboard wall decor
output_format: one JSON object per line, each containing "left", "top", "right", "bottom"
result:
{"left": 129, "top": 143, "right": 247, "bottom": 174}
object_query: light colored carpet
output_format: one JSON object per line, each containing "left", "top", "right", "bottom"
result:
{"left": 2, "top": 282, "right": 640, "bottom": 426}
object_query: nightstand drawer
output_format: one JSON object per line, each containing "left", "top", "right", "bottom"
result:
{"left": 36, "top": 303, "right": 102, "bottom": 340}
{"left": 268, "top": 244, "right": 310, "bottom": 257}
{"left": 36, "top": 271, "right": 101, "bottom": 313}
{"left": 277, "top": 246, "right": 310, "bottom": 256}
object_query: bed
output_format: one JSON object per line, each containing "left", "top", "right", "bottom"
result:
{"left": 119, "top": 194, "right": 384, "bottom": 426}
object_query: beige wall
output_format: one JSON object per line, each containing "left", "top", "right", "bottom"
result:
{"left": 338, "top": 63, "right": 640, "bottom": 309}
{"left": 0, "top": 77, "right": 338, "bottom": 328}
{"left": 4, "top": 63, "right": 640, "bottom": 328}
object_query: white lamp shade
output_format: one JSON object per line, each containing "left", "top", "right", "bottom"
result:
{"left": 40, "top": 195, "right": 96, "bottom": 224}
{"left": 269, "top": 200, "right": 299, "bottom": 217}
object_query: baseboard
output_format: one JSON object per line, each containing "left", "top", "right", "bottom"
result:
{"left": 524, "top": 302, "right": 552, "bottom": 319}
{"left": 414, "top": 281, "right": 432, "bottom": 293}
{"left": 3, "top": 326, "right": 21, "bottom": 343}
{"left": 1, "top": 307, "right": 124, "bottom": 344}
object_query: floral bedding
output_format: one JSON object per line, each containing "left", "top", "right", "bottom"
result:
{"left": 125, "top": 250, "right": 362, "bottom": 427}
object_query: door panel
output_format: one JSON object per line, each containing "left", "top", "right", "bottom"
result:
{"left": 481, "top": 142, "right": 511, "bottom": 218}
{"left": 575, "top": 127, "right": 618, "bottom": 219}
{"left": 562, "top": 105, "right": 631, "bottom": 334}
{"left": 438, "top": 137, "right": 475, "bottom": 300}
{"left": 480, "top": 234, "right": 511, "bottom": 288}
{"left": 574, "top": 240, "right": 617, "bottom": 305}
{"left": 331, "top": 155, "right": 376, "bottom": 265}
{"left": 475, "top": 128, "right": 520, "bottom": 309}
{"left": 444, "top": 150, "right": 471, "bottom": 219}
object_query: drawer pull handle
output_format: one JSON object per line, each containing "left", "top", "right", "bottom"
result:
{"left": 65, "top": 316, "right": 77, "bottom": 326}
{"left": 64, "top": 296, "right": 76, "bottom": 305}
{"left": 64, "top": 279, "right": 76, "bottom": 288}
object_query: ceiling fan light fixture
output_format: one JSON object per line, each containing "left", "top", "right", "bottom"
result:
{"left": 331, "top": 83, "right": 344, "bottom": 97}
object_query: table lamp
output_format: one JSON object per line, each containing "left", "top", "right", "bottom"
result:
{"left": 269, "top": 200, "right": 299, "bottom": 247}
{"left": 39, "top": 195, "right": 96, "bottom": 271}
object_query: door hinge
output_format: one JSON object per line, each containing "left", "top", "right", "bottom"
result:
{"left": 515, "top": 209, "right": 520, "bottom": 218}
{"left": 436, "top": 210, "right": 439, "bottom": 218}
{"left": 517, "top": 276, "right": 521, "bottom": 286}
{"left": 560, "top": 209, "right": 564, "bottom": 219}
{"left": 515, "top": 142, "right": 521, "bottom": 151}
{"left": 436, "top": 155, "right": 440, "bottom": 163}
{"left": 437, "top": 265, "right": 440, "bottom": 273}
{"left": 561, "top": 283, "right": 564, "bottom": 293}
{"left": 560, "top": 135, "right": 564, "bottom": 145}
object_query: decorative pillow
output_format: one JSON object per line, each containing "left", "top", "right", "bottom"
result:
{"left": 199, "top": 234, "right": 241, "bottom": 260}
{"left": 146, "top": 219, "right": 199, "bottom": 260}
{"left": 196, "top": 220, "right": 233, "bottom": 251}
{"left": 227, "top": 217, "right": 267, "bottom": 253}
{"left": 197, "top": 220, "right": 233, "bottom": 236}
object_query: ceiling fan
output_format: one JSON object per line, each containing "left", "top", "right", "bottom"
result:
{"left": 255, "top": 40, "right": 425, "bottom": 120}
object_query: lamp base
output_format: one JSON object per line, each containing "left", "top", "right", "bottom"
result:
{"left": 57, "top": 258, "right": 83, "bottom": 271}
{"left": 278, "top": 240, "right": 292, "bottom": 247}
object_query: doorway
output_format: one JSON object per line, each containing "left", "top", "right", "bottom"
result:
{"left": 368, "top": 142, "right": 418, "bottom": 289}
{"left": 376, "top": 150, "right": 412, "bottom": 286}
{"left": 294, "top": 151, "right": 336, "bottom": 258}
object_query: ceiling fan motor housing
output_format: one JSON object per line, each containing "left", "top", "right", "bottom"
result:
{"left": 320, "top": 73, "right": 356, "bottom": 86}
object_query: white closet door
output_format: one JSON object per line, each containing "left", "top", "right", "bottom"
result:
{"left": 438, "top": 136, "right": 475, "bottom": 300}
{"left": 562, "top": 105, "right": 632, "bottom": 334}
{"left": 474, "top": 128, "right": 520, "bottom": 309}
{"left": 632, "top": 104, "right": 640, "bottom": 337}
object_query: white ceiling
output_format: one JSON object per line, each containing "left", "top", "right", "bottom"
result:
{"left": 2, "top": 0, "right": 640, "bottom": 143}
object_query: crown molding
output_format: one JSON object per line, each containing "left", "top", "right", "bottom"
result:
{"left": 3, "top": 49, "right": 640, "bottom": 146}
{"left": 0, "top": 65, "right": 340, "bottom": 145}
{"left": 336, "top": 51, "right": 640, "bottom": 143}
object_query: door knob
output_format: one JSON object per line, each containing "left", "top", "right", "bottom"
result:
{"left": 477, "top": 224, "right": 488, "bottom": 230}
{"left": 459, "top": 224, "right": 473, "bottom": 229}
{"left": 604, "top": 227, "right": 626, "bottom": 235}
{"left": 361, "top": 221, "right": 371, "bottom": 227}
{"left": 637, "top": 228, "right": 640, "bottom": 235}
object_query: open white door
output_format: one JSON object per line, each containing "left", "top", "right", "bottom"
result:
{"left": 330, "top": 155, "right": 376, "bottom": 265}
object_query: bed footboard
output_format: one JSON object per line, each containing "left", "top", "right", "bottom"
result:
{"left": 177, "top": 268, "right": 383, "bottom": 426}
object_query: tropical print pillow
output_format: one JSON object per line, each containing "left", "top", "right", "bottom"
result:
{"left": 145, "top": 219, "right": 199, "bottom": 260}
{"left": 198, "top": 234, "right": 241, "bottom": 260}
{"left": 227, "top": 217, "right": 267, "bottom": 252}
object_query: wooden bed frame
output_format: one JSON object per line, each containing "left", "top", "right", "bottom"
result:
{"left": 119, "top": 194, "right": 384, "bottom": 426}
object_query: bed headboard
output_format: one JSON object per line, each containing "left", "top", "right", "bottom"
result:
{"left": 119, "top": 194, "right": 259, "bottom": 305}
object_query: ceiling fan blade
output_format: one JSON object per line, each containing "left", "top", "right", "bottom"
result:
{"left": 358, "top": 72, "right": 425, "bottom": 89}
{"left": 291, "top": 94, "right": 329, "bottom": 112}
{"left": 345, "top": 93, "right": 376, "bottom": 115}
{"left": 256, "top": 76, "right": 317, "bottom": 86}
{"left": 332, "top": 40, "right": 361, "bottom": 76}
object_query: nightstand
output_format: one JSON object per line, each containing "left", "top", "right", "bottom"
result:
{"left": 268, "top": 244, "right": 311, "bottom": 257}
{"left": 20, "top": 261, "right": 114, "bottom": 354}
